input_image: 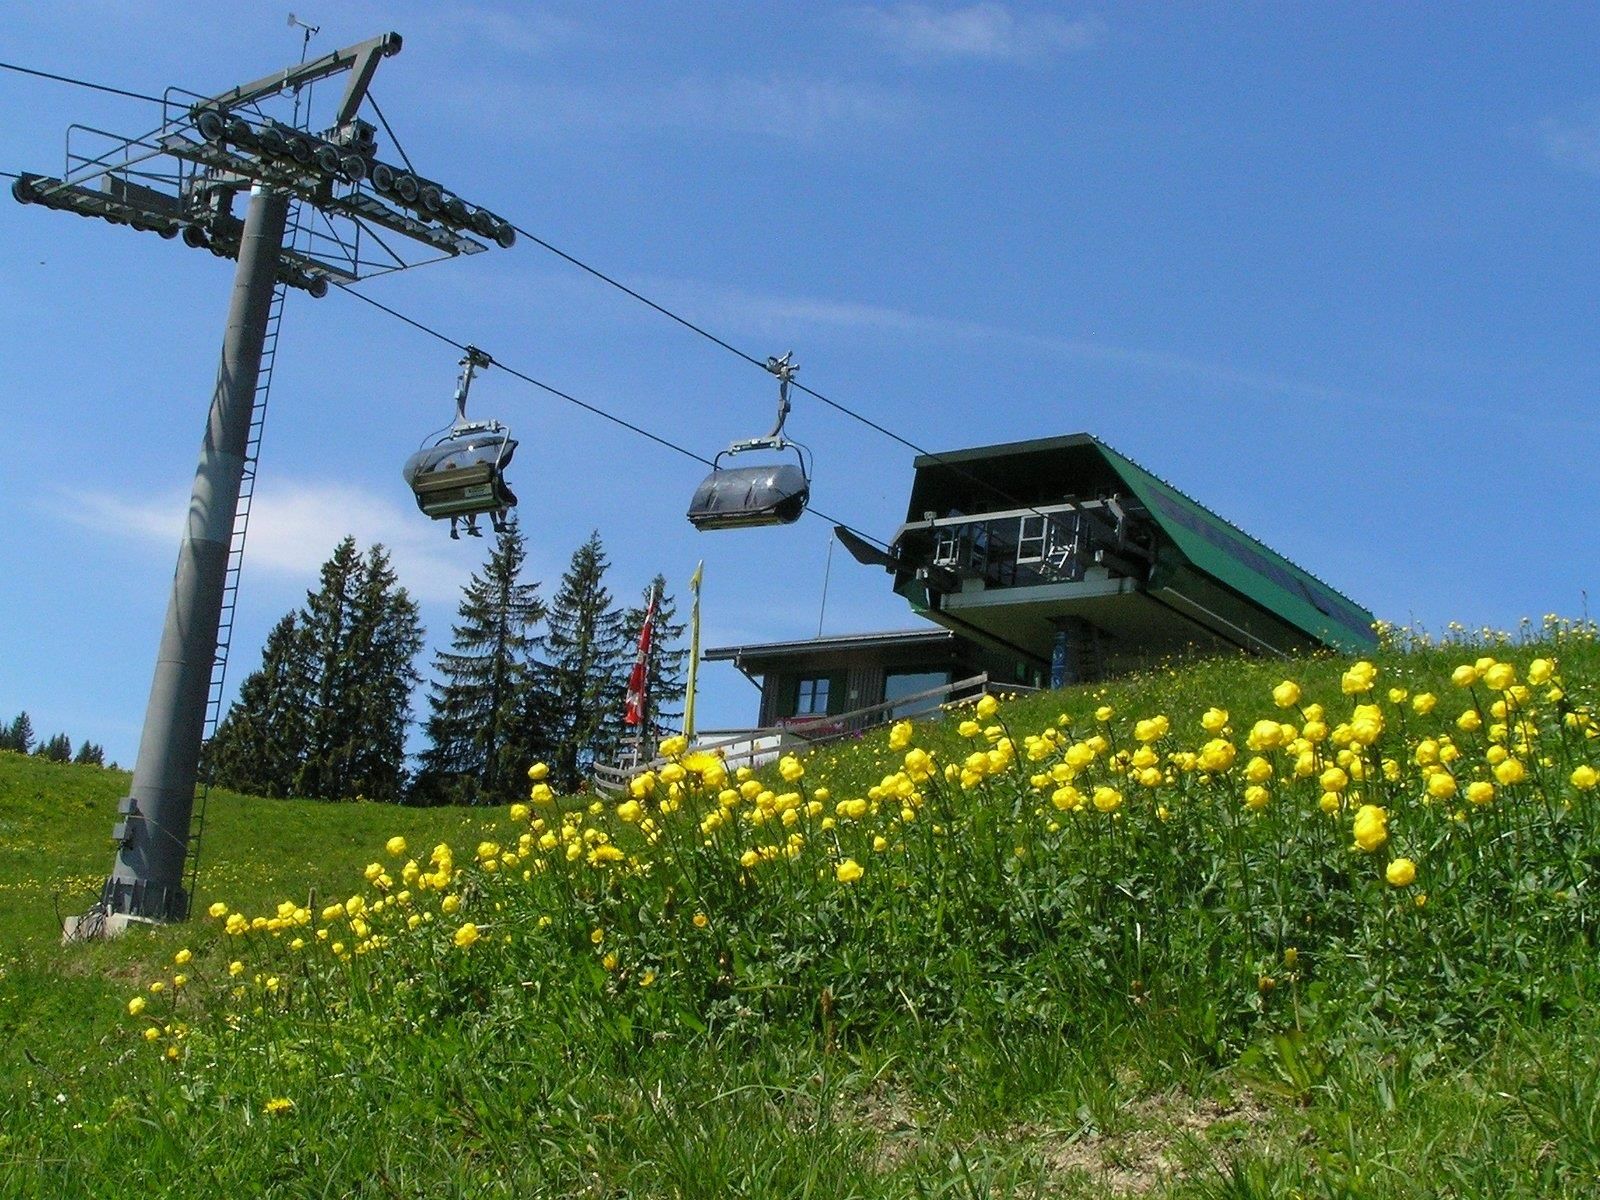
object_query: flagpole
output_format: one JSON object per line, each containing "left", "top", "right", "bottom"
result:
{"left": 685, "top": 561, "right": 703, "bottom": 742}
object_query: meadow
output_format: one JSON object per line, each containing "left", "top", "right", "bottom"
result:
{"left": 1, "top": 619, "right": 1597, "bottom": 1197}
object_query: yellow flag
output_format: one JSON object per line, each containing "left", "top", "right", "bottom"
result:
{"left": 684, "top": 561, "right": 703, "bottom": 740}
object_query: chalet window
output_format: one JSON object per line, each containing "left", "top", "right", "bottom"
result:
{"left": 1017, "top": 515, "right": 1047, "bottom": 563}
{"left": 933, "top": 527, "right": 960, "bottom": 567}
{"left": 795, "top": 676, "right": 830, "bottom": 716}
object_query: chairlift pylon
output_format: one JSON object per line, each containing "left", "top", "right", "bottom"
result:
{"left": 402, "top": 346, "right": 518, "bottom": 539}
{"left": 686, "top": 352, "right": 811, "bottom": 531}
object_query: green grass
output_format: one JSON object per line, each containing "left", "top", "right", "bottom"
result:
{"left": 1, "top": 625, "right": 1597, "bottom": 1196}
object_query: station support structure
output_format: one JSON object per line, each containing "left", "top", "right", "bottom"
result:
{"left": 12, "top": 31, "right": 517, "bottom": 926}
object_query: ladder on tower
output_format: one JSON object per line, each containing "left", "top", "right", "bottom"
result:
{"left": 183, "top": 257, "right": 295, "bottom": 906}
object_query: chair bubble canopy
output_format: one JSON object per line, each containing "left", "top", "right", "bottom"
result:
{"left": 686, "top": 352, "right": 812, "bottom": 532}
{"left": 404, "top": 347, "right": 517, "bottom": 539}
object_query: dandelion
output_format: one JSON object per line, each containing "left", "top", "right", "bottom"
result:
{"left": 264, "top": 1097, "right": 296, "bottom": 1117}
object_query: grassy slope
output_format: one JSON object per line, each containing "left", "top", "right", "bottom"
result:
{"left": 0, "top": 754, "right": 498, "bottom": 951}
{"left": 1, "top": 632, "right": 1596, "bottom": 1197}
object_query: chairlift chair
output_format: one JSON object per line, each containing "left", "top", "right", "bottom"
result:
{"left": 687, "top": 353, "right": 811, "bottom": 531}
{"left": 403, "top": 347, "right": 518, "bottom": 539}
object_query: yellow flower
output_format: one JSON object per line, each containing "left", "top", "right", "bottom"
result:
{"left": 173, "top": 948, "right": 192, "bottom": 966}
{"left": 453, "top": 922, "right": 480, "bottom": 949}
{"left": 527, "top": 761, "right": 550, "bottom": 781}
{"left": 509, "top": 803, "right": 530, "bottom": 823}
{"left": 1352, "top": 804, "right": 1388, "bottom": 852}
{"left": 1493, "top": 757, "right": 1526, "bottom": 786}
{"left": 1201, "top": 707, "right": 1230, "bottom": 733}
{"left": 778, "top": 755, "right": 805, "bottom": 783}
{"left": 529, "top": 783, "right": 554, "bottom": 805}
{"left": 976, "top": 694, "right": 1000, "bottom": 720}
{"left": 590, "top": 927, "right": 605, "bottom": 945}
{"left": 1133, "top": 715, "right": 1170, "bottom": 743}
{"left": 1527, "top": 658, "right": 1555, "bottom": 685}
{"left": 127, "top": 996, "right": 146, "bottom": 1016}
{"left": 1198, "top": 739, "right": 1237, "bottom": 773}
{"left": 441, "top": 894, "right": 460, "bottom": 916}
{"left": 616, "top": 799, "right": 643, "bottom": 823}
{"left": 1426, "top": 772, "right": 1457, "bottom": 801}
{"left": 1451, "top": 664, "right": 1480, "bottom": 688}
{"left": 1094, "top": 705, "right": 1114, "bottom": 722}
{"left": 1341, "top": 661, "right": 1376, "bottom": 695}
{"left": 385, "top": 836, "right": 407, "bottom": 857}
{"left": 207, "top": 901, "right": 228, "bottom": 919}
{"left": 1092, "top": 786, "right": 1122, "bottom": 813}
{"left": 1243, "top": 785, "right": 1270, "bottom": 812}
{"left": 658, "top": 734, "right": 688, "bottom": 758}
{"left": 143, "top": 1026, "right": 160, "bottom": 1042}
{"left": 1386, "top": 858, "right": 1417, "bottom": 887}
{"left": 1482, "top": 662, "right": 1516, "bottom": 692}
{"left": 1457, "top": 709, "right": 1482, "bottom": 733}
{"left": 887, "top": 720, "right": 914, "bottom": 751}
{"left": 264, "top": 1097, "right": 295, "bottom": 1117}
{"left": 692, "top": 913, "right": 709, "bottom": 929}
{"left": 835, "top": 859, "right": 864, "bottom": 884}
{"left": 228, "top": 960, "right": 244, "bottom": 977}
{"left": 1466, "top": 780, "right": 1495, "bottom": 806}
{"left": 1571, "top": 764, "right": 1597, "bottom": 790}
{"left": 1412, "top": 692, "right": 1437, "bottom": 715}
{"left": 1272, "top": 680, "right": 1302, "bottom": 709}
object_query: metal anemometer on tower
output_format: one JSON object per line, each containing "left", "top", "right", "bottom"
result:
{"left": 11, "top": 31, "right": 516, "bottom": 930}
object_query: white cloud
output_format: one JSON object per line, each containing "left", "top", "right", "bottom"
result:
{"left": 434, "top": 5, "right": 586, "bottom": 56}
{"left": 646, "top": 278, "right": 1364, "bottom": 408}
{"left": 1539, "top": 108, "right": 1600, "bottom": 177}
{"left": 858, "top": 3, "right": 1102, "bottom": 63}
{"left": 65, "top": 478, "right": 480, "bottom": 605}
{"left": 434, "top": 72, "right": 912, "bottom": 144}
{"left": 663, "top": 75, "right": 916, "bottom": 141}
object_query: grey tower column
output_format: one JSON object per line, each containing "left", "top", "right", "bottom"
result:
{"left": 102, "top": 186, "right": 290, "bottom": 922}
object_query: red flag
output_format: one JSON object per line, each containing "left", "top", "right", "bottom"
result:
{"left": 623, "top": 589, "right": 657, "bottom": 727}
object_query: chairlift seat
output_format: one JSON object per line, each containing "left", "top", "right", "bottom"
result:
{"left": 403, "top": 429, "right": 518, "bottom": 521}
{"left": 686, "top": 461, "right": 809, "bottom": 531}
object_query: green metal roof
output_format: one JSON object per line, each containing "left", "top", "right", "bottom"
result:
{"left": 905, "top": 433, "right": 1376, "bottom": 653}
{"left": 1092, "top": 441, "right": 1376, "bottom": 651}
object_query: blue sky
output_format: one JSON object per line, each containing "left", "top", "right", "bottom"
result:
{"left": 2, "top": 2, "right": 1596, "bottom": 766}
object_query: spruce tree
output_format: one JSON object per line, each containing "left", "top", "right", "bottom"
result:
{"left": 73, "top": 740, "right": 106, "bottom": 766}
{"left": 295, "top": 537, "right": 366, "bottom": 801}
{"left": 37, "top": 732, "right": 72, "bottom": 762}
{"left": 414, "top": 519, "right": 545, "bottom": 806}
{"left": 617, "top": 574, "right": 689, "bottom": 752}
{"left": 3, "top": 712, "right": 34, "bottom": 754}
{"left": 537, "top": 532, "right": 627, "bottom": 791}
{"left": 206, "top": 613, "right": 313, "bottom": 797}
{"left": 298, "top": 542, "right": 423, "bottom": 802}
